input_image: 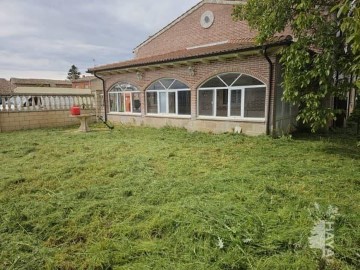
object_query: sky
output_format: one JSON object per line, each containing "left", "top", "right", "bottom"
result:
{"left": 0, "top": 0, "right": 201, "bottom": 80}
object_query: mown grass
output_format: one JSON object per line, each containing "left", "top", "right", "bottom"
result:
{"left": 0, "top": 124, "right": 359, "bottom": 270}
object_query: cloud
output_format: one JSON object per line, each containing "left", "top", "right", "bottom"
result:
{"left": 0, "top": 69, "right": 67, "bottom": 80}
{"left": 0, "top": 0, "right": 201, "bottom": 79}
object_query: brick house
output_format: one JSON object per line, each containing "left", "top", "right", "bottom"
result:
{"left": 0, "top": 79, "right": 14, "bottom": 95}
{"left": 72, "top": 76, "right": 103, "bottom": 91}
{"left": 88, "top": 0, "right": 297, "bottom": 135}
{"left": 10, "top": 78, "right": 72, "bottom": 88}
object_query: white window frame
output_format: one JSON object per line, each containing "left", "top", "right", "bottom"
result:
{"left": 197, "top": 74, "right": 266, "bottom": 122}
{"left": 146, "top": 79, "right": 191, "bottom": 117}
{"left": 108, "top": 83, "right": 141, "bottom": 115}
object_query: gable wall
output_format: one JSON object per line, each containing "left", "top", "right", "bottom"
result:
{"left": 135, "top": 3, "right": 257, "bottom": 59}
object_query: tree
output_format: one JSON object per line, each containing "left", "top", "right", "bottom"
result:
{"left": 67, "top": 65, "right": 81, "bottom": 80}
{"left": 233, "top": 0, "right": 360, "bottom": 132}
{"left": 335, "top": 0, "right": 360, "bottom": 88}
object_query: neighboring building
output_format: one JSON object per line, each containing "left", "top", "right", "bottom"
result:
{"left": 88, "top": 0, "right": 297, "bottom": 135}
{"left": 0, "top": 79, "right": 14, "bottom": 95}
{"left": 10, "top": 78, "right": 72, "bottom": 88}
{"left": 72, "top": 76, "right": 102, "bottom": 91}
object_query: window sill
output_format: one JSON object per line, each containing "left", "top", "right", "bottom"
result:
{"left": 197, "top": 116, "right": 266, "bottom": 123}
{"left": 108, "top": 112, "right": 142, "bottom": 116}
{"left": 146, "top": 114, "right": 191, "bottom": 119}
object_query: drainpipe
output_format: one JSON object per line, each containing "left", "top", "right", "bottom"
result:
{"left": 262, "top": 45, "right": 274, "bottom": 136}
{"left": 94, "top": 72, "right": 107, "bottom": 122}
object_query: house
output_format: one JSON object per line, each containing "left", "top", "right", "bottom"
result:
{"left": 0, "top": 79, "right": 14, "bottom": 106}
{"left": 0, "top": 79, "right": 14, "bottom": 95}
{"left": 72, "top": 76, "right": 102, "bottom": 91}
{"left": 10, "top": 78, "right": 72, "bottom": 88}
{"left": 88, "top": 0, "right": 297, "bottom": 136}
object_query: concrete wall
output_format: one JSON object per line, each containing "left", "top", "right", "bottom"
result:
{"left": 0, "top": 109, "right": 95, "bottom": 132}
{"left": 108, "top": 114, "right": 265, "bottom": 135}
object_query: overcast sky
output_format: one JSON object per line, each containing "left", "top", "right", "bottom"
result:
{"left": 0, "top": 0, "right": 201, "bottom": 80}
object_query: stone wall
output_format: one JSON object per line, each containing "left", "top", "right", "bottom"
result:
{"left": 0, "top": 110, "right": 95, "bottom": 132}
{"left": 0, "top": 93, "right": 97, "bottom": 132}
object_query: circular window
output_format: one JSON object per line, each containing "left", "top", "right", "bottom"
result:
{"left": 200, "top": 11, "right": 214, "bottom": 29}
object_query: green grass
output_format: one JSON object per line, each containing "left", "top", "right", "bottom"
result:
{"left": 0, "top": 124, "right": 359, "bottom": 269}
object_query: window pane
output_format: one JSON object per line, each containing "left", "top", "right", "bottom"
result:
{"left": 201, "top": 77, "right": 226, "bottom": 88}
{"left": 132, "top": 92, "right": 141, "bottom": 113}
{"left": 216, "top": 89, "right": 228, "bottom": 117}
{"left": 159, "top": 92, "right": 167, "bottom": 113}
{"left": 244, "top": 87, "right": 266, "bottom": 118}
{"left": 147, "top": 92, "right": 158, "bottom": 113}
{"left": 110, "top": 84, "right": 122, "bottom": 92}
{"left": 121, "top": 84, "right": 137, "bottom": 91}
{"left": 170, "top": 80, "right": 189, "bottom": 89}
{"left": 230, "top": 90, "right": 242, "bottom": 117}
{"left": 199, "top": 90, "right": 214, "bottom": 116}
{"left": 233, "top": 75, "right": 264, "bottom": 86}
{"left": 160, "top": 79, "right": 175, "bottom": 89}
{"left": 178, "top": 91, "right": 191, "bottom": 115}
{"left": 109, "top": 93, "right": 117, "bottom": 112}
{"left": 118, "top": 93, "right": 124, "bottom": 112}
{"left": 124, "top": 93, "right": 131, "bottom": 113}
{"left": 219, "top": 73, "right": 240, "bottom": 86}
{"left": 168, "top": 92, "right": 176, "bottom": 113}
{"left": 148, "top": 81, "right": 165, "bottom": 90}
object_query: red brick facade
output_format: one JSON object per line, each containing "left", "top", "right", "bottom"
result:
{"left": 90, "top": 1, "right": 296, "bottom": 135}
{"left": 135, "top": 3, "right": 257, "bottom": 58}
{"left": 73, "top": 81, "right": 91, "bottom": 89}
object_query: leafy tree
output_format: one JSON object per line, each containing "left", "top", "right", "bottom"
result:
{"left": 233, "top": 0, "right": 360, "bottom": 132}
{"left": 335, "top": 0, "right": 360, "bottom": 88}
{"left": 67, "top": 65, "right": 81, "bottom": 80}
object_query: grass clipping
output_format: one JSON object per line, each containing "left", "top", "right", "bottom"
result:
{"left": 0, "top": 125, "right": 359, "bottom": 269}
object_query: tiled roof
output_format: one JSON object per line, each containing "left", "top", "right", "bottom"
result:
{"left": 0, "top": 79, "right": 14, "bottom": 94}
{"left": 72, "top": 76, "right": 97, "bottom": 83}
{"left": 10, "top": 78, "right": 72, "bottom": 85}
{"left": 89, "top": 36, "right": 292, "bottom": 73}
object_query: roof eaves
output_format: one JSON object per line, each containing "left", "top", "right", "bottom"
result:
{"left": 90, "top": 39, "right": 291, "bottom": 74}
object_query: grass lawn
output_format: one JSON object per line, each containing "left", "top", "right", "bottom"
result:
{"left": 0, "top": 124, "right": 359, "bottom": 269}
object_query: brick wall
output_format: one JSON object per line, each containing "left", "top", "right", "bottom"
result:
{"left": 136, "top": 3, "right": 257, "bottom": 58}
{"left": 101, "top": 54, "right": 278, "bottom": 135}
{"left": 0, "top": 110, "right": 95, "bottom": 132}
{"left": 73, "top": 82, "right": 90, "bottom": 89}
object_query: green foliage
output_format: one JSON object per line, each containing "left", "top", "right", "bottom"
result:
{"left": 333, "top": 0, "right": 360, "bottom": 88}
{"left": 233, "top": 0, "right": 360, "bottom": 132}
{"left": 0, "top": 125, "right": 359, "bottom": 269}
{"left": 67, "top": 64, "right": 81, "bottom": 80}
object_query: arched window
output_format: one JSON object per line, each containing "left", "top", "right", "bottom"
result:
{"left": 198, "top": 73, "right": 266, "bottom": 119}
{"left": 146, "top": 79, "right": 191, "bottom": 115}
{"left": 108, "top": 83, "right": 141, "bottom": 114}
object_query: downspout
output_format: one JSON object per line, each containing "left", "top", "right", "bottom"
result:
{"left": 262, "top": 46, "right": 274, "bottom": 136}
{"left": 347, "top": 74, "right": 353, "bottom": 118}
{"left": 93, "top": 72, "right": 107, "bottom": 122}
